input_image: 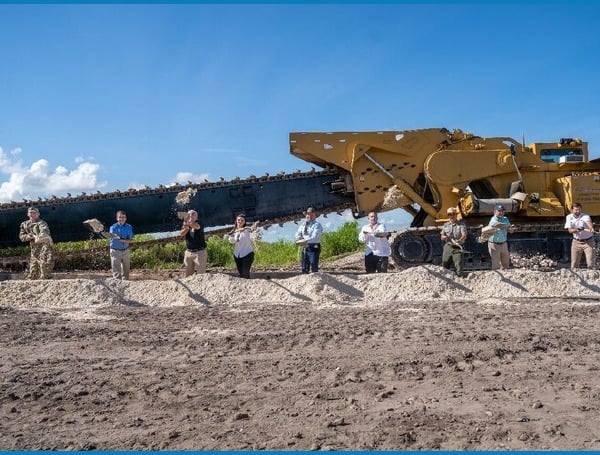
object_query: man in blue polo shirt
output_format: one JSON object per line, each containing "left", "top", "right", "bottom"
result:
{"left": 109, "top": 210, "right": 134, "bottom": 279}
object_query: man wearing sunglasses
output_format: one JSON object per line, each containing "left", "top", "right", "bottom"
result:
{"left": 487, "top": 204, "right": 516, "bottom": 270}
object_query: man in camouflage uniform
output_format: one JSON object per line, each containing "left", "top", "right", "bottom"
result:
{"left": 19, "top": 207, "right": 55, "bottom": 279}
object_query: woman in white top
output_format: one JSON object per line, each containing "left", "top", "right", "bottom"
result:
{"left": 227, "top": 213, "right": 255, "bottom": 278}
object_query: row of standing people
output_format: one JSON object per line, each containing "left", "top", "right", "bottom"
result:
{"left": 16, "top": 205, "right": 366, "bottom": 280}
{"left": 296, "top": 208, "right": 392, "bottom": 275}
{"left": 179, "top": 206, "right": 393, "bottom": 278}
{"left": 180, "top": 203, "right": 596, "bottom": 278}
{"left": 180, "top": 210, "right": 255, "bottom": 279}
{"left": 180, "top": 206, "right": 325, "bottom": 279}
{"left": 17, "top": 208, "right": 136, "bottom": 280}
{"left": 16, "top": 207, "right": 226, "bottom": 281}
{"left": 441, "top": 202, "right": 596, "bottom": 276}
{"left": 16, "top": 207, "right": 265, "bottom": 280}
{"left": 183, "top": 207, "right": 393, "bottom": 277}
{"left": 16, "top": 202, "right": 596, "bottom": 280}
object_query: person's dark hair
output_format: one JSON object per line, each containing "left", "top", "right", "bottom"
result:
{"left": 572, "top": 202, "right": 582, "bottom": 209}
{"left": 236, "top": 214, "right": 247, "bottom": 227}
{"left": 228, "top": 213, "right": 248, "bottom": 235}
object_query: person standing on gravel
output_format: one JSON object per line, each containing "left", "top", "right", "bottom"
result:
{"left": 358, "top": 211, "right": 391, "bottom": 273}
{"left": 180, "top": 209, "right": 207, "bottom": 277}
{"left": 109, "top": 210, "right": 134, "bottom": 280}
{"left": 440, "top": 207, "right": 468, "bottom": 277}
{"left": 295, "top": 207, "right": 323, "bottom": 273}
{"left": 486, "top": 204, "right": 516, "bottom": 270}
{"left": 565, "top": 202, "right": 595, "bottom": 269}
{"left": 19, "top": 207, "right": 55, "bottom": 279}
{"left": 226, "top": 213, "right": 254, "bottom": 279}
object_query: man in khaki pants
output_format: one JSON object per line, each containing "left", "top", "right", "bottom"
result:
{"left": 565, "top": 202, "right": 595, "bottom": 269}
{"left": 179, "top": 209, "right": 207, "bottom": 276}
{"left": 486, "top": 204, "right": 516, "bottom": 270}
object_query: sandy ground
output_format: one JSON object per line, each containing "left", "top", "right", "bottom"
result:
{"left": 2, "top": 255, "right": 600, "bottom": 450}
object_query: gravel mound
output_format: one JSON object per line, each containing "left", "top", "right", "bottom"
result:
{"left": 2, "top": 266, "right": 599, "bottom": 310}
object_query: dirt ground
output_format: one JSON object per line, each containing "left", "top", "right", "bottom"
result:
{"left": 2, "top": 258, "right": 600, "bottom": 450}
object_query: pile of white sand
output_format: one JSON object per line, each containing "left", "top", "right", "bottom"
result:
{"left": 2, "top": 266, "right": 600, "bottom": 310}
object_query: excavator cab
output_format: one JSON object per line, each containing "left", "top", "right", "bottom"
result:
{"left": 533, "top": 138, "right": 587, "bottom": 164}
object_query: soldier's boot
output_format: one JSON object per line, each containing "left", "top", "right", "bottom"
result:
{"left": 28, "top": 271, "right": 41, "bottom": 280}
{"left": 28, "top": 261, "right": 41, "bottom": 280}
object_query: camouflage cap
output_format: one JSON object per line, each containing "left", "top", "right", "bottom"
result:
{"left": 27, "top": 207, "right": 40, "bottom": 213}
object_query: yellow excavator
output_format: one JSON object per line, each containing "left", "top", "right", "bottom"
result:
{"left": 290, "top": 127, "right": 600, "bottom": 269}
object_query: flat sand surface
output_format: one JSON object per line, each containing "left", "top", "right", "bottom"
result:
{"left": 2, "top": 263, "right": 600, "bottom": 450}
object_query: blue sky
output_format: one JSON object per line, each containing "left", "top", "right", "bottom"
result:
{"left": 1, "top": 3, "right": 599, "bottom": 239}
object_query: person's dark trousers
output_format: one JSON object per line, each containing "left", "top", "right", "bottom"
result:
{"left": 234, "top": 251, "right": 254, "bottom": 278}
{"left": 442, "top": 243, "right": 464, "bottom": 276}
{"left": 365, "top": 253, "right": 389, "bottom": 273}
{"left": 301, "top": 244, "right": 320, "bottom": 273}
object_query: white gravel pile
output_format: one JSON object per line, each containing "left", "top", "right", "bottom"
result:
{"left": 2, "top": 266, "right": 600, "bottom": 310}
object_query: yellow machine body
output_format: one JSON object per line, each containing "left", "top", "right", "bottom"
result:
{"left": 290, "top": 128, "right": 600, "bottom": 227}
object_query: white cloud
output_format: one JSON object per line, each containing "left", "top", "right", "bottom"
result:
{"left": 0, "top": 146, "right": 106, "bottom": 203}
{"left": 170, "top": 171, "right": 211, "bottom": 185}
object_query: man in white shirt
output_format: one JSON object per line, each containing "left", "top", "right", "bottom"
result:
{"left": 295, "top": 207, "right": 323, "bottom": 273}
{"left": 358, "top": 212, "right": 391, "bottom": 273}
{"left": 564, "top": 202, "right": 595, "bottom": 269}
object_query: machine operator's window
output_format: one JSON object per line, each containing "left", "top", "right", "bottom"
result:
{"left": 540, "top": 148, "right": 583, "bottom": 163}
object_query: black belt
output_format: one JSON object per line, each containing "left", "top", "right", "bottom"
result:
{"left": 187, "top": 248, "right": 205, "bottom": 252}
{"left": 575, "top": 238, "right": 592, "bottom": 243}
{"left": 111, "top": 248, "right": 129, "bottom": 251}
{"left": 489, "top": 241, "right": 506, "bottom": 244}
{"left": 305, "top": 243, "right": 320, "bottom": 247}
